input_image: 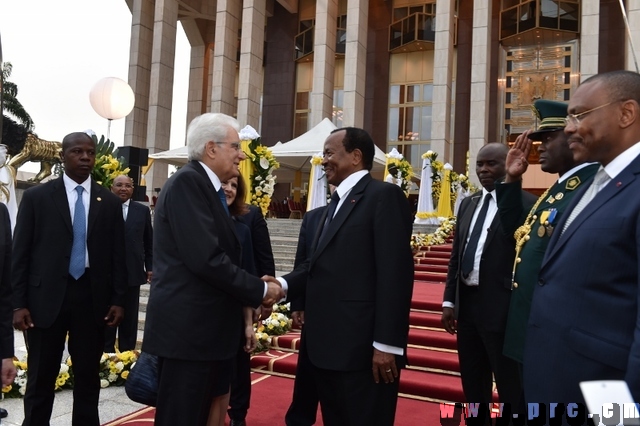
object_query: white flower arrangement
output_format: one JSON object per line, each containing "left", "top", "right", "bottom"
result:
{"left": 3, "top": 351, "right": 141, "bottom": 398}
{"left": 239, "top": 125, "right": 280, "bottom": 216}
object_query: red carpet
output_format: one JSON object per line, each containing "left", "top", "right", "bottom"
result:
{"left": 103, "top": 372, "right": 441, "bottom": 425}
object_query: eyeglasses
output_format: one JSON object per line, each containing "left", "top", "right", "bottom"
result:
{"left": 565, "top": 101, "right": 614, "bottom": 127}
{"left": 215, "top": 141, "right": 241, "bottom": 151}
{"left": 113, "top": 183, "right": 134, "bottom": 189}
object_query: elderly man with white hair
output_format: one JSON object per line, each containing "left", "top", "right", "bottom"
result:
{"left": 142, "top": 113, "right": 284, "bottom": 426}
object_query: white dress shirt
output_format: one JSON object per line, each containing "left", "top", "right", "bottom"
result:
{"left": 63, "top": 174, "right": 91, "bottom": 268}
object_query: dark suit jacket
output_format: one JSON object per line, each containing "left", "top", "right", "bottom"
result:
{"left": 142, "top": 161, "right": 265, "bottom": 361}
{"left": 444, "top": 189, "right": 536, "bottom": 332}
{"left": 237, "top": 205, "right": 275, "bottom": 277}
{"left": 0, "top": 204, "right": 13, "bottom": 359}
{"left": 284, "top": 174, "right": 414, "bottom": 372}
{"left": 496, "top": 164, "right": 598, "bottom": 362}
{"left": 124, "top": 201, "right": 153, "bottom": 286}
{"left": 11, "top": 177, "right": 127, "bottom": 327}
{"left": 524, "top": 154, "right": 640, "bottom": 403}
{"left": 290, "top": 206, "right": 326, "bottom": 312}
{"left": 293, "top": 206, "right": 326, "bottom": 270}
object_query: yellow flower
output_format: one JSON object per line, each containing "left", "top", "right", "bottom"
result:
{"left": 2, "top": 385, "right": 11, "bottom": 393}
{"left": 121, "top": 370, "right": 129, "bottom": 379}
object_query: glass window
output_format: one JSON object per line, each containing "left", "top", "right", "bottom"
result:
{"left": 406, "top": 85, "right": 420, "bottom": 103}
{"left": 423, "top": 84, "right": 433, "bottom": 102}
{"left": 388, "top": 108, "right": 401, "bottom": 142}
{"left": 390, "top": 85, "right": 401, "bottom": 105}
{"left": 421, "top": 106, "right": 432, "bottom": 141}
{"left": 294, "top": 112, "right": 308, "bottom": 138}
{"left": 296, "top": 92, "right": 309, "bottom": 109}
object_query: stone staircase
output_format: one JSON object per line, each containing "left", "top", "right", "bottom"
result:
{"left": 133, "top": 218, "right": 303, "bottom": 349}
{"left": 266, "top": 218, "right": 303, "bottom": 275}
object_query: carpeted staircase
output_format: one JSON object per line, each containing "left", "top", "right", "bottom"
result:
{"left": 251, "top": 243, "right": 466, "bottom": 404}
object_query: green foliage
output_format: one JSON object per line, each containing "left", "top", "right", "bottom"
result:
{"left": 1, "top": 62, "right": 34, "bottom": 130}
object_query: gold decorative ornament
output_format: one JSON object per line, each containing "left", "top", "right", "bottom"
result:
{"left": 7, "top": 134, "right": 62, "bottom": 183}
{"left": 565, "top": 177, "right": 581, "bottom": 190}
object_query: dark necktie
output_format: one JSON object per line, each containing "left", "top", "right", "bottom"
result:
{"left": 218, "top": 187, "right": 230, "bottom": 216}
{"left": 69, "top": 186, "right": 86, "bottom": 279}
{"left": 318, "top": 191, "right": 340, "bottom": 244}
{"left": 460, "top": 193, "right": 492, "bottom": 278}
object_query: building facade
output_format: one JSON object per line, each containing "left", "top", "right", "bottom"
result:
{"left": 123, "top": 0, "right": 640, "bottom": 193}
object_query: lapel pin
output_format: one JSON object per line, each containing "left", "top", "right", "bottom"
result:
{"left": 351, "top": 199, "right": 355, "bottom": 203}
{"left": 616, "top": 182, "right": 622, "bottom": 187}
{"left": 97, "top": 197, "right": 102, "bottom": 201}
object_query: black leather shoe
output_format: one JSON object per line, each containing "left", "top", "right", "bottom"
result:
{"left": 230, "top": 420, "right": 246, "bottom": 426}
{"left": 0, "top": 407, "right": 8, "bottom": 418}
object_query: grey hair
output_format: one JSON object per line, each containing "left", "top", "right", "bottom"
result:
{"left": 186, "top": 113, "right": 240, "bottom": 161}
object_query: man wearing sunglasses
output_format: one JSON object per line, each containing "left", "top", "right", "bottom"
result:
{"left": 524, "top": 70, "right": 640, "bottom": 413}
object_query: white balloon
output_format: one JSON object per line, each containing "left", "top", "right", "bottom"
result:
{"left": 89, "top": 77, "right": 135, "bottom": 120}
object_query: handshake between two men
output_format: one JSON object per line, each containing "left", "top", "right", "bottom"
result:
{"left": 261, "top": 275, "right": 285, "bottom": 308}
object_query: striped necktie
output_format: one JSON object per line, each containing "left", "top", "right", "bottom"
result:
{"left": 561, "top": 168, "right": 610, "bottom": 235}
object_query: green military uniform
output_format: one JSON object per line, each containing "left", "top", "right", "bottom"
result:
{"left": 496, "top": 98, "right": 600, "bottom": 363}
{"left": 496, "top": 163, "right": 599, "bottom": 362}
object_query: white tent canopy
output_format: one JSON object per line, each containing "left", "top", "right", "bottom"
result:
{"left": 148, "top": 145, "right": 188, "bottom": 165}
{"left": 148, "top": 118, "right": 388, "bottom": 171}
{"left": 270, "top": 118, "right": 388, "bottom": 171}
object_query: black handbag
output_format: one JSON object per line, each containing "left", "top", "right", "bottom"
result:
{"left": 125, "top": 352, "right": 159, "bottom": 406}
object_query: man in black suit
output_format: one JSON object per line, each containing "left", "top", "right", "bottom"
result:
{"left": 12, "top": 132, "right": 127, "bottom": 426}
{"left": 275, "top": 127, "right": 414, "bottom": 426}
{"left": 285, "top": 205, "right": 325, "bottom": 426}
{"left": 0, "top": 203, "right": 16, "bottom": 418}
{"left": 442, "top": 143, "right": 536, "bottom": 425}
{"left": 228, "top": 203, "right": 275, "bottom": 426}
{"left": 142, "top": 113, "right": 283, "bottom": 426}
{"left": 104, "top": 175, "right": 153, "bottom": 353}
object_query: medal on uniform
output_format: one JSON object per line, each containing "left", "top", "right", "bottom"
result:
{"left": 538, "top": 210, "right": 551, "bottom": 237}
{"left": 546, "top": 195, "right": 555, "bottom": 204}
{"left": 555, "top": 193, "right": 564, "bottom": 200}
{"left": 546, "top": 225, "right": 554, "bottom": 237}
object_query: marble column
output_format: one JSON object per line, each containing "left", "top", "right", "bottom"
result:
{"left": 237, "top": 0, "right": 266, "bottom": 129}
{"left": 212, "top": 0, "right": 242, "bottom": 115}
{"left": 309, "top": 0, "right": 338, "bottom": 127}
{"left": 342, "top": 0, "right": 367, "bottom": 128}
{"left": 124, "top": 0, "right": 154, "bottom": 149}
{"left": 431, "top": 0, "right": 456, "bottom": 164}
{"left": 580, "top": 0, "right": 600, "bottom": 82}
{"left": 626, "top": 0, "right": 640, "bottom": 72}
{"left": 468, "top": 0, "right": 492, "bottom": 187}
{"left": 145, "top": 0, "right": 178, "bottom": 194}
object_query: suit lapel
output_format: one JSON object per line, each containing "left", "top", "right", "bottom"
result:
{"left": 311, "top": 174, "right": 371, "bottom": 263}
{"left": 88, "top": 181, "right": 105, "bottom": 237}
{"left": 543, "top": 155, "right": 640, "bottom": 267}
{"left": 459, "top": 193, "right": 481, "bottom": 243}
{"left": 189, "top": 161, "right": 240, "bottom": 245}
{"left": 51, "top": 177, "right": 73, "bottom": 234}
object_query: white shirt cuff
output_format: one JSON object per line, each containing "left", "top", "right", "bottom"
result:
{"left": 442, "top": 301, "right": 454, "bottom": 309}
{"left": 373, "top": 341, "right": 404, "bottom": 356}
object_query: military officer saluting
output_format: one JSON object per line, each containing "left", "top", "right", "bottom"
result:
{"left": 495, "top": 99, "right": 599, "bottom": 368}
